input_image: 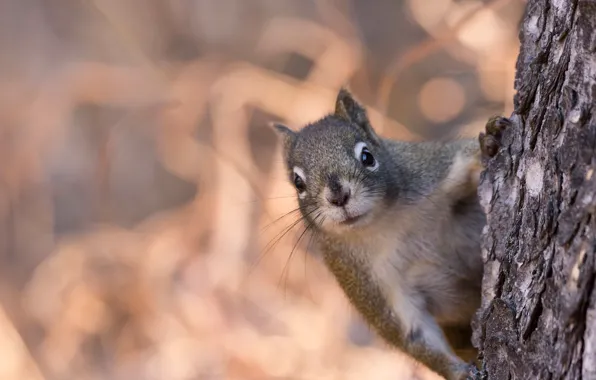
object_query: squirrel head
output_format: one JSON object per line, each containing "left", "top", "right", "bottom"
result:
{"left": 273, "top": 89, "right": 397, "bottom": 233}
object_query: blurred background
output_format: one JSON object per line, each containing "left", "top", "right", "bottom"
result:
{"left": 0, "top": 1, "right": 524, "bottom": 379}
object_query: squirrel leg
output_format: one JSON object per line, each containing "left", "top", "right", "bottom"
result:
{"left": 398, "top": 305, "right": 475, "bottom": 380}
{"left": 436, "top": 151, "right": 483, "bottom": 201}
{"left": 438, "top": 115, "right": 512, "bottom": 201}
{"left": 443, "top": 324, "right": 477, "bottom": 363}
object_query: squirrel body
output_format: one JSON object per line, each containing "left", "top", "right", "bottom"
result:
{"left": 273, "top": 89, "right": 508, "bottom": 380}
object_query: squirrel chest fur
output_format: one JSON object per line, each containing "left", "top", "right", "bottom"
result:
{"left": 273, "top": 89, "right": 503, "bottom": 380}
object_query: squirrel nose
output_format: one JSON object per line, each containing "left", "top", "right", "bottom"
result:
{"left": 327, "top": 187, "right": 350, "bottom": 207}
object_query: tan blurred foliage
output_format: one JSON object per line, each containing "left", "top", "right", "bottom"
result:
{"left": 0, "top": 1, "right": 523, "bottom": 379}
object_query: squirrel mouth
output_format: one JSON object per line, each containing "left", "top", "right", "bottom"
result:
{"left": 340, "top": 212, "right": 366, "bottom": 225}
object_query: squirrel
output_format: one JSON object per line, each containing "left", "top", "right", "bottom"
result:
{"left": 272, "top": 88, "right": 510, "bottom": 380}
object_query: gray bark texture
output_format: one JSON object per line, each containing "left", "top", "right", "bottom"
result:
{"left": 472, "top": 1, "right": 596, "bottom": 379}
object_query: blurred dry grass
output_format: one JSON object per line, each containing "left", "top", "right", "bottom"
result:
{"left": 0, "top": 1, "right": 524, "bottom": 379}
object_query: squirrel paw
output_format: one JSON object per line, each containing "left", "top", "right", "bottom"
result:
{"left": 479, "top": 116, "right": 511, "bottom": 162}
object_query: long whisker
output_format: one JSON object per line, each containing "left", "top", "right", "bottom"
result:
{"left": 248, "top": 215, "right": 304, "bottom": 277}
{"left": 242, "top": 195, "right": 299, "bottom": 204}
{"left": 279, "top": 217, "right": 315, "bottom": 298}
{"left": 302, "top": 210, "right": 324, "bottom": 300}
{"left": 263, "top": 202, "right": 318, "bottom": 250}
{"left": 277, "top": 205, "right": 320, "bottom": 283}
{"left": 248, "top": 205, "right": 319, "bottom": 277}
{"left": 259, "top": 207, "right": 302, "bottom": 233}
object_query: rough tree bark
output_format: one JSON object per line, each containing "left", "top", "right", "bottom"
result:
{"left": 473, "top": 0, "right": 596, "bottom": 379}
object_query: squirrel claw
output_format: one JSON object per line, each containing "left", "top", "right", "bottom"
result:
{"left": 449, "top": 362, "right": 480, "bottom": 380}
{"left": 462, "top": 361, "right": 483, "bottom": 380}
{"left": 443, "top": 359, "right": 481, "bottom": 380}
{"left": 479, "top": 116, "right": 512, "bottom": 162}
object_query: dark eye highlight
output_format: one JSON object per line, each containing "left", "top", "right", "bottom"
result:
{"left": 294, "top": 173, "right": 306, "bottom": 193}
{"left": 361, "top": 147, "right": 376, "bottom": 167}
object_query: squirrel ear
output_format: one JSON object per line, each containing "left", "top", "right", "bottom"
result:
{"left": 271, "top": 122, "right": 296, "bottom": 151}
{"left": 335, "top": 88, "right": 368, "bottom": 124}
{"left": 334, "top": 88, "right": 380, "bottom": 143}
{"left": 334, "top": 89, "right": 352, "bottom": 122}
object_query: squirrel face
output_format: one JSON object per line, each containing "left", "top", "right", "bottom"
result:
{"left": 273, "top": 90, "right": 396, "bottom": 233}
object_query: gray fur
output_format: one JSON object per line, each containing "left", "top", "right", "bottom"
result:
{"left": 273, "top": 89, "right": 484, "bottom": 380}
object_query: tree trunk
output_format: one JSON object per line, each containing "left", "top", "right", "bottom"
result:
{"left": 473, "top": 1, "right": 596, "bottom": 379}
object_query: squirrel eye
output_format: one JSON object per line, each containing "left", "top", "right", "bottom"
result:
{"left": 360, "top": 147, "right": 376, "bottom": 167}
{"left": 354, "top": 142, "right": 378, "bottom": 171}
{"left": 293, "top": 173, "right": 306, "bottom": 193}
